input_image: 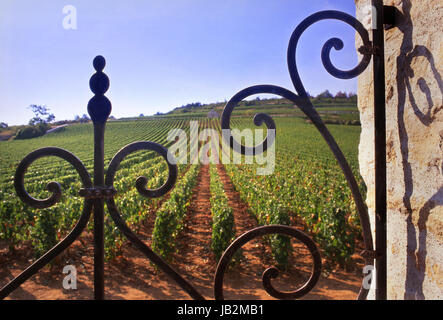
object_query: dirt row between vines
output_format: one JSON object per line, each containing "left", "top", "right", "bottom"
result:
{"left": 1, "top": 164, "right": 363, "bottom": 300}
{"left": 215, "top": 164, "right": 363, "bottom": 300}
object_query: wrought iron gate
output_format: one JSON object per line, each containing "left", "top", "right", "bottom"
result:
{"left": 0, "top": 2, "right": 396, "bottom": 300}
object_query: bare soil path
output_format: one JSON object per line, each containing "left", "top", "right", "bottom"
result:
{"left": 214, "top": 163, "right": 364, "bottom": 300}
{"left": 171, "top": 164, "right": 216, "bottom": 298}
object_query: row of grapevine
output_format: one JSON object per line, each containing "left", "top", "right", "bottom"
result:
{"left": 209, "top": 165, "right": 236, "bottom": 260}
{"left": 151, "top": 164, "right": 200, "bottom": 261}
{"left": 0, "top": 118, "right": 193, "bottom": 259}
{"left": 0, "top": 115, "right": 365, "bottom": 270}
{"left": 219, "top": 117, "right": 364, "bottom": 268}
{"left": 211, "top": 117, "right": 293, "bottom": 268}
{"left": 224, "top": 163, "right": 293, "bottom": 268}
{"left": 0, "top": 117, "right": 192, "bottom": 186}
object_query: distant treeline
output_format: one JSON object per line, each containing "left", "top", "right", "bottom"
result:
{"left": 1, "top": 90, "right": 357, "bottom": 141}
{"left": 169, "top": 90, "right": 357, "bottom": 115}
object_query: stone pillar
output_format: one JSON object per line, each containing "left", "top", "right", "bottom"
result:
{"left": 356, "top": 0, "right": 443, "bottom": 299}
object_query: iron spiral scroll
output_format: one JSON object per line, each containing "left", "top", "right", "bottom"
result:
{"left": 0, "top": 10, "right": 376, "bottom": 301}
{"left": 220, "top": 10, "right": 375, "bottom": 300}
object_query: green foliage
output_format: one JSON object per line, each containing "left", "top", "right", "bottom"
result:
{"left": 224, "top": 117, "right": 365, "bottom": 268}
{"left": 22, "top": 104, "right": 56, "bottom": 141}
{"left": 0, "top": 198, "right": 28, "bottom": 246}
{"left": 31, "top": 209, "right": 59, "bottom": 258}
{"left": 316, "top": 90, "right": 334, "bottom": 99}
{"left": 209, "top": 165, "right": 236, "bottom": 261}
{"left": 15, "top": 123, "right": 50, "bottom": 140}
{"left": 0, "top": 116, "right": 364, "bottom": 269}
{"left": 0, "top": 118, "right": 191, "bottom": 259}
{"left": 152, "top": 164, "right": 200, "bottom": 261}
{"left": 28, "top": 105, "right": 55, "bottom": 125}
{"left": 163, "top": 97, "right": 358, "bottom": 123}
{"left": 267, "top": 208, "right": 292, "bottom": 270}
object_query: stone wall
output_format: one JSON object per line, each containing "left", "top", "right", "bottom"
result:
{"left": 355, "top": 0, "right": 443, "bottom": 299}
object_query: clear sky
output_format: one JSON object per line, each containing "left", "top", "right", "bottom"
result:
{"left": 0, "top": 0, "right": 360, "bottom": 126}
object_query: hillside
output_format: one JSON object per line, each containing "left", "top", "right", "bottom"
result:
{"left": 120, "top": 96, "right": 360, "bottom": 126}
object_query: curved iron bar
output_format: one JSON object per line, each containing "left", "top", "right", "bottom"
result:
{"left": 0, "top": 148, "right": 93, "bottom": 299}
{"left": 221, "top": 85, "right": 297, "bottom": 156}
{"left": 220, "top": 10, "right": 375, "bottom": 300}
{"left": 0, "top": 54, "right": 206, "bottom": 300}
{"left": 105, "top": 199, "right": 204, "bottom": 300}
{"left": 14, "top": 147, "right": 93, "bottom": 208}
{"left": 214, "top": 226, "right": 322, "bottom": 300}
{"left": 104, "top": 141, "right": 205, "bottom": 299}
{"left": 105, "top": 141, "right": 177, "bottom": 198}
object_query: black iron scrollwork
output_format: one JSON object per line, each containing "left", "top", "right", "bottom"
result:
{"left": 1, "top": 9, "right": 380, "bottom": 301}
{"left": 221, "top": 10, "right": 375, "bottom": 300}
{"left": 1, "top": 148, "right": 93, "bottom": 299}
{"left": 214, "top": 226, "right": 322, "bottom": 300}
{"left": 103, "top": 141, "right": 204, "bottom": 300}
{"left": 0, "top": 55, "right": 201, "bottom": 300}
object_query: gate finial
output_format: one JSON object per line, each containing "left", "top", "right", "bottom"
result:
{"left": 87, "top": 55, "right": 112, "bottom": 123}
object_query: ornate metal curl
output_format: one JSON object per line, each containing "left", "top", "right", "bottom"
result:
{"left": 103, "top": 141, "right": 205, "bottom": 300}
{"left": 0, "top": 56, "right": 196, "bottom": 300}
{"left": 221, "top": 10, "right": 375, "bottom": 300}
{"left": 214, "top": 226, "right": 322, "bottom": 300}
{"left": 105, "top": 141, "right": 177, "bottom": 198}
{"left": 14, "top": 147, "right": 92, "bottom": 208}
{"left": 0, "top": 148, "right": 93, "bottom": 299}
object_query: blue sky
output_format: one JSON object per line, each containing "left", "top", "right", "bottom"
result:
{"left": 0, "top": 0, "right": 359, "bottom": 125}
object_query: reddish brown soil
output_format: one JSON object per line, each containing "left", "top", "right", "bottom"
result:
{"left": 170, "top": 164, "right": 217, "bottom": 297}
{"left": 0, "top": 165, "right": 364, "bottom": 300}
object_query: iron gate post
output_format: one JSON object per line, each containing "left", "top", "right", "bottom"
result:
{"left": 372, "top": 1, "right": 396, "bottom": 300}
{"left": 88, "top": 55, "right": 112, "bottom": 299}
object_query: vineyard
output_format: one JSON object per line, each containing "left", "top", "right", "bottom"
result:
{"left": 0, "top": 114, "right": 366, "bottom": 298}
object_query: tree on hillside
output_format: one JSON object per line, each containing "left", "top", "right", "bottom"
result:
{"left": 80, "top": 114, "right": 90, "bottom": 123}
{"left": 347, "top": 92, "right": 357, "bottom": 103}
{"left": 179, "top": 102, "right": 202, "bottom": 109}
{"left": 15, "top": 105, "right": 55, "bottom": 140}
{"left": 335, "top": 91, "right": 348, "bottom": 98}
{"left": 28, "top": 105, "right": 55, "bottom": 126}
{"left": 316, "top": 90, "right": 334, "bottom": 99}
{"left": 0, "top": 122, "right": 8, "bottom": 129}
